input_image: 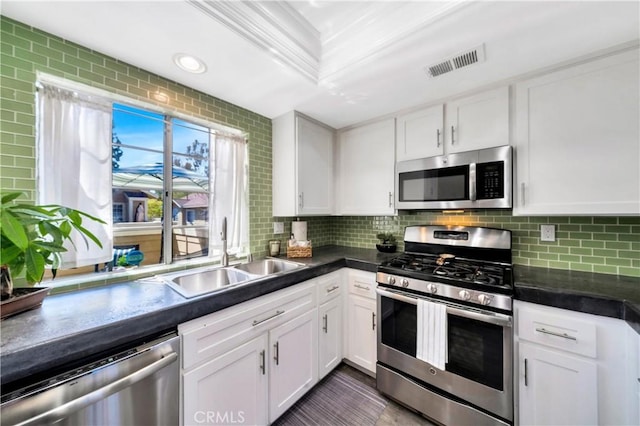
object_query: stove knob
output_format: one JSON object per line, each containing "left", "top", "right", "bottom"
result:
{"left": 458, "top": 290, "right": 471, "bottom": 301}
{"left": 427, "top": 283, "right": 438, "bottom": 294}
{"left": 401, "top": 279, "right": 409, "bottom": 288}
{"left": 387, "top": 276, "right": 396, "bottom": 285}
{"left": 478, "top": 294, "right": 493, "bottom": 306}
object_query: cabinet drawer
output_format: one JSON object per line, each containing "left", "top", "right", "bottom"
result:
{"left": 317, "top": 270, "right": 343, "bottom": 305}
{"left": 517, "top": 303, "right": 597, "bottom": 358}
{"left": 180, "top": 281, "right": 316, "bottom": 370}
{"left": 348, "top": 270, "right": 376, "bottom": 299}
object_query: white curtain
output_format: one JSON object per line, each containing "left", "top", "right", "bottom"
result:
{"left": 210, "top": 132, "right": 249, "bottom": 256}
{"left": 36, "top": 83, "right": 113, "bottom": 268}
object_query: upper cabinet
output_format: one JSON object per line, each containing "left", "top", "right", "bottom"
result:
{"left": 396, "top": 86, "right": 509, "bottom": 162}
{"left": 396, "top": 105, "right": 444, "bottom": 161}
{"left": 272, "top": 112, "right": 334, "bottom": 216}
{"left": 336, "top": 118, "right": 396, "bottom": 215}
{"left": 513, "top": 49, "right": 640, "bottom": 216}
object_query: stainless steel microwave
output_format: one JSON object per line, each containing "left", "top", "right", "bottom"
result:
{"left": 395, "top": 146, "right": 512, "bottom": 210}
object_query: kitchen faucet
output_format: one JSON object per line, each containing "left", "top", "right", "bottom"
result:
{"left": 221, "top": 217, "right": 229, "bottom": 266}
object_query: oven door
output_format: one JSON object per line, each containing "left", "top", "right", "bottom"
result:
{"left": 376, "top": 287, "right": 513, "bottom": 421}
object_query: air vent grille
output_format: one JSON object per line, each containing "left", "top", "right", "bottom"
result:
{"left": 425, "top": 44, "right": 485, "bottom": 78}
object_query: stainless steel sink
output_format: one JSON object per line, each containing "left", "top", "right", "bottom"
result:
{"left": 160, "top": 258, "right": 306, "bottom": 298}
{"left": 232, "top": 258, "right": 305, "bottom": 275}
{"left": 163, "top": 267, "right": 256, "bottom": 298}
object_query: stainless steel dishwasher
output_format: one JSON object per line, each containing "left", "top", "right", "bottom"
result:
{"left": 0, "top": 332, "right": 180, "bottom": 426}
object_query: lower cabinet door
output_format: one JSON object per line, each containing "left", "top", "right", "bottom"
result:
{"left": 346, "top": 294, "right": 377, "bottom": 373}
{"left": 269, "top": 308, "right": 318, "bottom": 423}
{"left": 318, "top": 297, "right": 343, "bottom": 379}
{"left": 183, "top": 335, "right": 268, "bottom": 426}
{"left": 519, "top": 341, "right": 598, "bottom": 426}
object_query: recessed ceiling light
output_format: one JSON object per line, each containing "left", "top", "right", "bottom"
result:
{"left": 173, "top": 53, "right": 207, "bottom": 74}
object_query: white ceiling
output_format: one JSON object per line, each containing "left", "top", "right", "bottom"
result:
{"left": 3, "top": 1, "right": 639, "bottom": 129}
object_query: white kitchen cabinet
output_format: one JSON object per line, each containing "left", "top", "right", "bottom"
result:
{"left": 396, "top": 104, "right": 444, "bottom": 161}
{"left": 518, "top": 341, "right": 598, "bottom": 426}
{"left": 179, "top": 280, "right": 317, "bottom": 425}
{"left": 183, "top": 335, "right": 268, "bottom": 426}
{"left": 445, "top": 86, "right": 509, "bottom": 154}
{"left": 345, "top": 270, "right": 377, "bottom": 374}
{"left": 513, "top": 48, "right": 640, "bottom": 215}
{"left": 395, "top": 86, "right": 509, "bottom": 162}
{"left": 318, "top": 296, "right": 342, "bottom": 379}
{"left": 317, "top": 271, "right": 344, "bottom": 379}
{"left": 272, "top": 111, "right": 334, "bottom": 216}
{"left": 269, "top": 308, "right": 318, "bottom": 422}
{"left": 336, "top": 118, "right": 396, "bottom": 215}
{"left": 515, "top": 300, "right": 638, "bottom": 426}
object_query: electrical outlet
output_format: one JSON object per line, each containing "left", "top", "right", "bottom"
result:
{"left": 540, "top": 224, "right": 556, "bottom": 242}
{"left": 273, "top": 222, "right": 284, "bottom": 234}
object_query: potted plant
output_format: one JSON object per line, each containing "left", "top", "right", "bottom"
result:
{"left": 375, "top": 232, "right": 397, "bottom": 253}
{"left": 0, "top": 192, "right": 104, "bottom": 314}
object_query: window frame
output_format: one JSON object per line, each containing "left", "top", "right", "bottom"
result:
{"left": 35, "top": 73, "right": 249, "bottom": 289}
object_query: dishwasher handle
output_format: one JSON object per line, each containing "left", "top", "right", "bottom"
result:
{"left": 13, "top": 352, "right": 178, "bottom": 426}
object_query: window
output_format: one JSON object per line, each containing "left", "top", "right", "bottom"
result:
{"left": 37, "top": 79, "right": 248, "bottom": 281}
{"left": 112, "top": 203, "right": 125, "bottom": 223}
{"left": 111, "top": 103, "right": 248, "bottom": 269}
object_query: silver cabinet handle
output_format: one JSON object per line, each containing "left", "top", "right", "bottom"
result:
{"left": 524, "top": 358, "right": 528, "bottom": 386}
{"left": 436, "top": 129, "right": 441, "bottom": 147}
{"left": 451, "top": 125, "right": 455, "bottom": 144}
{"left": 521, "top": 182, "right": 525, "bottom": 206}
{"left": 326, "top": 285, "right": 339, "bottom": 294}
{"left": 260, "top": 350, "right": 266, "bottom": 375}
{"left": 252, "top": 310, "right": 285, "bottom": 326}
{"left": 15, "top": 352, "right": 178, "bottom": 426}
{"left": 273, "top": 341, "right": 279, "bottom": 365}
{"left": 372, "top": 312, "right": 376, "bottom": 330}
{"left": 388, "top": 191, "right": 393, "bottom": 208}
{"left": 535, "top": 327, "right": 577, "bottom": 341}
{"left": 354, "top": 283, "right": 370, "bottom": 291}
{"left": 322, "top": 314, "right": 328, "bottom": 333}
{"left": 298, "top": 192, "right": 304, "bottom": 209}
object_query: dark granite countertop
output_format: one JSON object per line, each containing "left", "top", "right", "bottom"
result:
{"left": 1, "top": 246, "right": 638, "bottom": 388}
{"left": 0, "top": 246, "right": 395, "bottom": 387}
{"left": 514, "top": 265, "right": 640, "bottom": 334}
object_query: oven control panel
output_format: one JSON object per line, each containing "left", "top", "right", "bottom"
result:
{"left": 376, "top": 272, "right": 512, "bottom": 312}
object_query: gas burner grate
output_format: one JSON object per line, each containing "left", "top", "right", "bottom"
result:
{"left": 382, "top": 254, "right": 508, "bottom": 287}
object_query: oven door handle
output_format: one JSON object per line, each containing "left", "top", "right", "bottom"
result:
{"left": 376, "top": 288, "right": 512, "bottom": 327}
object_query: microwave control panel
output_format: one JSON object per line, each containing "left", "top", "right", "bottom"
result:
{"left": 476, "top": 161, "right": 504, "bottom": 199}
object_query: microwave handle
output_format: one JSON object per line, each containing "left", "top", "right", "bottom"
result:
{"left": 469, "top": 163, "right": 477, "bottom": 201}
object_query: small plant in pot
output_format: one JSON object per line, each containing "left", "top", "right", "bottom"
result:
{"left": 375, "top": 232, "right": 397, "bottom": 253}
{"left": 0, "top": 192, "right": 104, "bottom": 308}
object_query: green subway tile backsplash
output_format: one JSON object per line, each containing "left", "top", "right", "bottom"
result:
{"left": 1, "top": 15, "right": 639, "bottom": 278}
{"left": 332, "top": 212, "right": 640, "bottom": 277}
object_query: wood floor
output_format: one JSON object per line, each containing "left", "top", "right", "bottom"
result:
{"left": 275, "top": 363, "right": 436, "bottom": 426}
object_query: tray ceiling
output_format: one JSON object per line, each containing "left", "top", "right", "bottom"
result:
{"left": 2, "top": 1, "right": 639, "bottom": 129}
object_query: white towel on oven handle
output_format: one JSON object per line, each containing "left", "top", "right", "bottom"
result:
{"left": 416, "top": 298, "right": 447, "bottom": 370}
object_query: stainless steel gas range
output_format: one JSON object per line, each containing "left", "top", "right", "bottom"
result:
{"left": 375, "top": 225, "right": 514, "bottom": 426}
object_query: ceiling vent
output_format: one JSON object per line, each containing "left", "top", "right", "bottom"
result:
{"left": 425, "top": 44, "right": 486, "bottom": 78}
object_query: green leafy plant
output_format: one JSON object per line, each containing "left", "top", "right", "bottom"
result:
{"left": 376, "top": 232, "right": 397, "bottom": 245}
{"left": 0, "top": 192, "right": 105, "bottom": 287}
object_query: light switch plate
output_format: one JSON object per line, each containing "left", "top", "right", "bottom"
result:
{"left": 273, "top": 222, "right": 284, "bottom": 234}
{"left": 540, "top": 224, "right": 556, "bottom": 242}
